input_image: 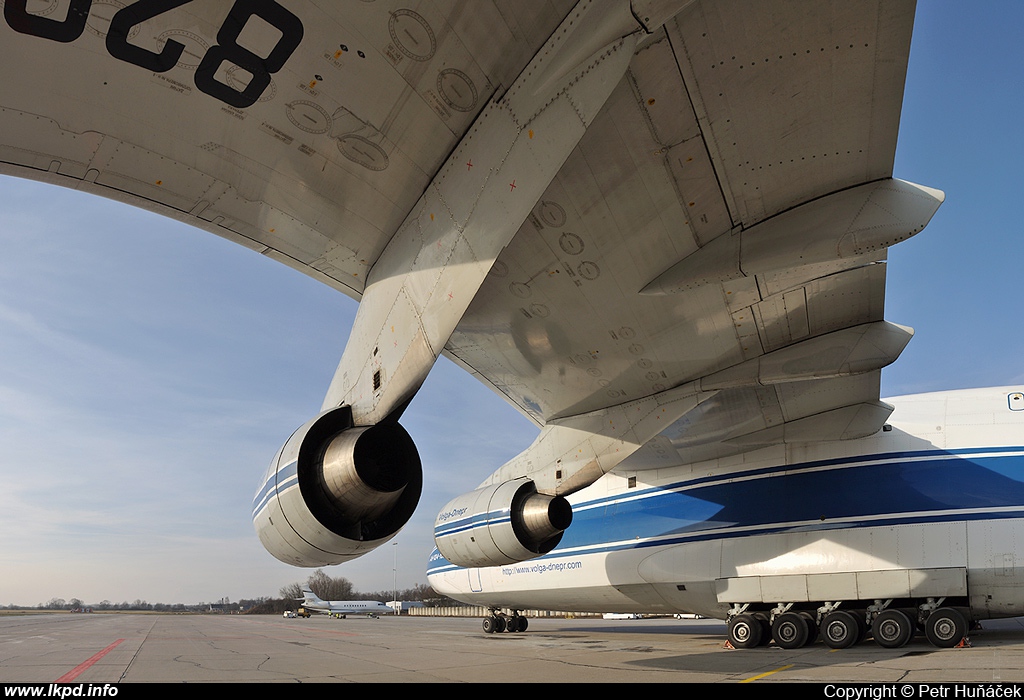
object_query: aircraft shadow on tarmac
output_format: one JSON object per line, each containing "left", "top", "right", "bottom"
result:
{"left": 538, "top": 621, "right": 1024, "bottom": 674}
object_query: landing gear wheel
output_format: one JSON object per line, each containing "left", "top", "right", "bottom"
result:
{"left": 820, "top": 611, "right": 859, "bottom": 649}
{"left": 507, "top": 615, "right": 528, "bottom": 633}
{"left": 925, "top": 607, "right": 967, "bottom": 648}
{"left": 772, "top": 612, "right": 810, "bottom": 649}
{"left": 728, "top": 613, "right": 764, "bottom": 649}
{"left": 800, "top": 612, "right": 819, "bottom": 644}
{"left": 754, "top": 613, "right": 772, "bottom": 646}
{"left": 872, "top": 609, "right": 913, "bottom": 648}
{"left": 853, "top": 611, "right": 869, "bottom": 643}
{"left": 483, "top": 615, "right": 507, "bottom": 634}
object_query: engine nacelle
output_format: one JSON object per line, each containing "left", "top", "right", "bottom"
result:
{"left": 434, "top": 477, "right": 572, "bottom": 568}
{"left": 252, "top": 406, "right": 421, "bottom": 567}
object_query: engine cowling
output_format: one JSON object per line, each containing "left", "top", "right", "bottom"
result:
{"left": 253, "top": 406, "right": 421, "bottom": 567}
{"left": 434, "top": 477, "right": 572, "bottom": 568}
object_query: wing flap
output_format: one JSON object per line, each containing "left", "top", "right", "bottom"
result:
{"left": 621, "top": 371, "right": 891, "bottom": 469}
{"left": 725, "top": 400, "right": 894, "bottom": 447}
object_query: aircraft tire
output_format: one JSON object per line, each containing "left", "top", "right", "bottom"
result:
{"left": 728, "top": 613, "right": 763, "bottom": 649}
{"left": 925, "top": 607, "right": 967, "bottom": 648}
{"left": 820, "top": 611, "right": 859, "bottom": 649}
{"left": 854, "top": 611, "right": 870, "bottom": 643}
{"left": 800, "top": 612, "right": 819, "bottom": 644}
{"left": 754, "top": 613, "right": 772, "bottom": 646}
{"left": 507, "top": 616, "right": 527, "bottom": 633}
{"left": 772, "top": 612, "right": 810, "bottom": 649}
{"left": 872, "top": 609, "right": 914, "bottom": 648}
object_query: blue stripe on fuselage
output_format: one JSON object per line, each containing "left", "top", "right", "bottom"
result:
{"left": 427, "top": 447, "right": 1024, "bottom": 573}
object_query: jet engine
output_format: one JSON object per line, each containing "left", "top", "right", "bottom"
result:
{"left": 434, "top": 477, "right": 572, "bottom": 568}
{"left": 253, "top": 406, "right": 421, "bottom": 567}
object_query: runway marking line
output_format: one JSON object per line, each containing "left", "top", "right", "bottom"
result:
{"left": 55, "top": 639, "right": 126, "bottom": 682}
{"left": 739, "top": 664, "right": 794, "bottom": 683}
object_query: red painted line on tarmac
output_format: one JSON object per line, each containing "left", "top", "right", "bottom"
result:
{"left": 55, "top": 638, "right": 125, "bottom": 682}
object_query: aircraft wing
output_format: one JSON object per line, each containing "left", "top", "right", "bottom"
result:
{"left": 0, "top": 1, "right": 943, "bottom": 567}
{"left": 0, "top": 1, "right": 572, "bottom": 300}
{"left": 445, "top": 0, "right": 939, "bottom": 472}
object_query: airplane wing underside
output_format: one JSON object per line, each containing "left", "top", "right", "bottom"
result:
{"left": 0, "top": 1, "right": 941, "bottom": 564}
{"left": 0, "top": 0, "right": 571, "bottom": 298}
{"left": 433, "top": 0, "right": 928, "bottom": 466}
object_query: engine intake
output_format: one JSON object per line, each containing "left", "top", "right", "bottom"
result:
{"left": 253, "top": 406, "right": 421, "bottom": 567}
{"left": 434, "top": 477, "right": 572, "bottom": 568}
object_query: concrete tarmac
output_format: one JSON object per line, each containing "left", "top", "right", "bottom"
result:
{"left": 3, "top": 612, "right": 1024, "bottom": 683}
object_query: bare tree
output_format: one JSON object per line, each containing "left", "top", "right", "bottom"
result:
{"left": 364, "top": 583, "right": 438, "bottom": 603}
{"left": 279, "top": 582, "right": 303, "bottom": 602}
{"left": 307, "top": 569, "right": 353, "bottom": 600}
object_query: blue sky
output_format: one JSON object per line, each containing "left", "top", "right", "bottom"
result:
{"left": 1, "top": 2, "right": 1021, "bottom": 607}
{"left": 884, "top": 2, "right": 1024, "bottom": 396}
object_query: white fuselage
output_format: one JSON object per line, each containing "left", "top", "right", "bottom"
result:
{"left": 428, "top": 387, "right": 1024, "bottom": 621}
{"left": 301, "top": 596, "right": 391, "bottom": 615}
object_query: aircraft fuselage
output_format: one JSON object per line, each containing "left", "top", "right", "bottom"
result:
{"left": 428, "top": 386, "right": 1024, "bottom": 644}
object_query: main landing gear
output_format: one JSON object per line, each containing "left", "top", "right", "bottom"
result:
{"left": 725, "top": 599, "right": 970, "bottom": 650}
{"left": 482, "top": 608, "right": 529, "bottom": 634}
